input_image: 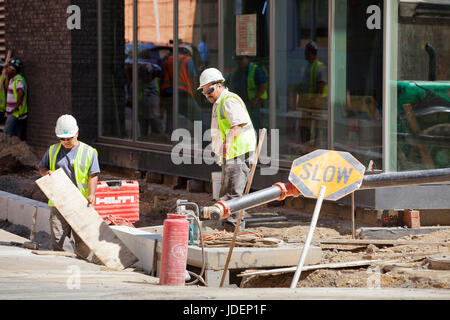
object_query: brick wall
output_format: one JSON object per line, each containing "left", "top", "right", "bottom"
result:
{"left": 5, "top": 0, "right": 72, "bottom": 154}
{"left": 5, "top": 0, "right": 98, "bottom": 155}
{"left": 71, "top": 0, "right": 98, "bottom": 144}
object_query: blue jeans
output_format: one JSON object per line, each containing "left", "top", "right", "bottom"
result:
{"left": 5, "top": 115, "right": 20, "bottom": 136}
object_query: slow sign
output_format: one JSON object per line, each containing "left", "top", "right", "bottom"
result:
{"left": 289, "top": 149, "right": 365, "bottom": 201}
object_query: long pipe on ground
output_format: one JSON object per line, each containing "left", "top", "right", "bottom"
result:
{"left": 202, "top": 167, "right": 450, "bottom": 220}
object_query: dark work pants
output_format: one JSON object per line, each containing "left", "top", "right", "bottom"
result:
{"left": 49, "top": 207, "right": 100, "bottom": 264}
{"left": 219, "top": 156, "right": 250, "bottom": 227}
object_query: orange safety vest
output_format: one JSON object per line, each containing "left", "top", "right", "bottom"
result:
{"left": 160, "top": 54, "right": 194, "bottom": 98}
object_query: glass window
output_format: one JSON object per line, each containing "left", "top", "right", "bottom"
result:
{"left": 100, "top": 0, "right": 132, "bottom": 139}
{"left": 332, "top": 0, "right": 383, "bottom": 170}
{"left": 173, "top": 0, "right": 218, "bottom": 138}
{"left": 222, "top": 0, "right": 270, "bottom": 133}
{"left": 396, "top": 1, "right": 450, "bottom": 171}
{"left": 275, "top": 0, "right": 329, "bottom": 162}
{"left": 136, "top": 0, "right": 173, "bottom": 143}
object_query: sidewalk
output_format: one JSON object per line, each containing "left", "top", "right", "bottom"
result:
{"left": 1, "top": 229, "right": 449, "bottom": 300}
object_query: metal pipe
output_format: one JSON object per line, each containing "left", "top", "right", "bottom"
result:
{"left": 201, "top": 168, "right": 450, "bottom": 220}
{"left": 201, "top": 182, "right": 299, "bottom": 219}
{"left": 225, "top": 185, "right": 282, "bottom": 213}
{"left": 360, "top": 168, "right": 450, "bottom": 190}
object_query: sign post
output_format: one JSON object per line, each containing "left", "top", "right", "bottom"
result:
{"left": 290, "top": 185, "right": 326, "bottom": 288}
{"left": 288, "top": 149, "right": 365, "bottom": 288}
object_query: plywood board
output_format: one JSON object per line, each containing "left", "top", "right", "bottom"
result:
{"left": 35, "top": 169, "right": 138, "bottom": 270}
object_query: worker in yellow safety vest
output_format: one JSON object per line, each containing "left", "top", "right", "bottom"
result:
{"left": 4, "top": 57, "right": 28, "bottom": 137}
{"left": 198, "top": 67, "right": 256, "bottom": 231}
{"left": 38, "top": 115, "right": 101, "bottom": 262}
{"left": 302, "top": 41, "right": 328, "bottom": 105}
{"left": 229, "top": 55, "right": 268, "bottom": 131}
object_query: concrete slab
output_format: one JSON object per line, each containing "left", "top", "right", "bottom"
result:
{"left": 35, "top": 205, "right": 51, "bottom": 234}
{"left": 180, "top": 243, "right": 322, "bottom": 270}
{"left": 0, "top": 196, "right": 7, "bottom": 220}
{"left": 110, "top": 225, "right": 162, "bottom": 274}
{"left": 358, "top": 226, "right": 450, "bottom": 240}
{"left": 0, "top": 190, "right": 51, "bottom": 234}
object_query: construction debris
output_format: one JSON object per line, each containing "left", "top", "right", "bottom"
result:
{"left": 427, "top": 253, "right": 450, "bottom": 270}
{"left": 202, "top": 230, "right": 281, "bottom": 248}
{"left": 238, "top": 259, "right": 399, "bottom": 277}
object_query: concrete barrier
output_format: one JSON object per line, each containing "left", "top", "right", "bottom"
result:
{"left": 110, "top": 225, "right": 162, "bottom": 274}
{"left": 0, "top": 190, "right": 51, "bottom": 234}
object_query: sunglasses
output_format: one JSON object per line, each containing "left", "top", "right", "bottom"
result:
{"left": 60, "top": 137, "right": 74, "bottom": 141}
{"left": 202, "top": 84, "right": 217, "bottom": 96}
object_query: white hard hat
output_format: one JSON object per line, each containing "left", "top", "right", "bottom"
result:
{"left": 55, "top": 114, "right": 79, "bottom": 138}
{"left": 197, "top": 68, "right": 225, "bottom": 90}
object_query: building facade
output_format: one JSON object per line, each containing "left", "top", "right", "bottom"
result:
{"left": 5, "top": 0, "right": 450, "bottom": 210}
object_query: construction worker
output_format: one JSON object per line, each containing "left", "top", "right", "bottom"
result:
{"left": 295, "top": 41, "right": 328, "bottom": 146}
{"left": 299, "top": 41, "right": 328, "bottom": 107}
{"left": 198, "top": 68, "right": 256, "bottom": 230}
{"left": 38, "top": 115, "right": 101, "bottom": 262}
{"left": 229, "top": 55, "right": 268, "bottom": 131}
{"left": 4, "top": 57, "right": 28, "bottom": 138}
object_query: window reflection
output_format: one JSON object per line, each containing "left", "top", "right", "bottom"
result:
{"left": 276, "top": 0, "right": 328, "bottom": 161}
{"left": 396, "top": 1, "right": 450, "bottom": 170}
{"left": 333, "top": 0, "right": 383, "bottom": 169}
{"left": 223, "top": 0, "right": 270, "bottom": 133}
{"left": 100, "top": 1, "right": 132, "bottom": 139}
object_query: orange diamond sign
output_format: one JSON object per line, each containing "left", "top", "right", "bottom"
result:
{"left": 289, "top": 149, "right": 365, "bottom": 201}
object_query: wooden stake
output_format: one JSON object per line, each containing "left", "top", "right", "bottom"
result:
{"left": 0, "top": 50, "right": 12, "bottom": 93}
{"left": 219, "top": 128, "right": 266, "bottom": 287}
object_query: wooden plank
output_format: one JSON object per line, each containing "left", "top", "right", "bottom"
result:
{"left": 238, "top": 259, "right": 397, "bottom": 277}
{"left": 35, "top": 169, "right": 138, "bottom": 270}
{"left": 311, "top": 239, "right": 446, "bottom": 246}
{"left": 0, "top": 49, "right": 11, "bottom": 91}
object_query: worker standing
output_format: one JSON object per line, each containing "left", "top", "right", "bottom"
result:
{"left": 298, "top": 41, "right": 328, "bottom": 107}
{"left": 4, "top": 57, "right": 28, "bottom": 138}
{"left": 198, "top": 68, "right": 256, "bottom": 230}
{"left": 38, "top": 114, "right": 100, "bottom": 262}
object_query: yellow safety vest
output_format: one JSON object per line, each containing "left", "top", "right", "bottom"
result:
{"left": 232, "top": 62, "right": 268, "bottom": 101}
{"left": 47, "top": 141, "right": 98, "bottom": 207}
{"left": 217, "top": 92, "right": 256, "bottom": 160}
{"left": 309, "top": 60, "right": 328, "bottom": 97}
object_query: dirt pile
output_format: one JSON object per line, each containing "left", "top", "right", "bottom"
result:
{"left": 239, "top": 228, "right": 450, "bottom": 289}
{"left": 0, "top": 133, "right": 39, "bottom": 174}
